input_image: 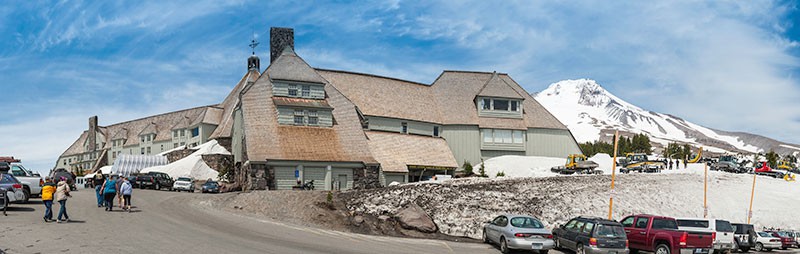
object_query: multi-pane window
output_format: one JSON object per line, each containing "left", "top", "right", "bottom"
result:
{"left": 147, "top": 147, "right": 151, "bottom": 154}
{"left": 308, "top": 111, "right": 319, "bottom": 125}
{"left": 482, "top": 98, "right": 491, "bottom": 110}
{"left": 140, "top": 148, "right": 145, "bottom": 155}
{"left": 293, "top": 109, "right": 305, "bottom": 125}
{"left": 191, "top": 127, "right": 199, "bottom": 137}
{"left": 480, "top": 98, "right": 521, "bottom": 112}
{"left": 482, "top": 129, "right": 525, "bottom": 144}
{"left": 301, "top": 85, "right": 311, "bottom": 97}
{"left": 511, "top": 101, "right": 518, "bottom": 111}
{"left": 173, "top": 130, "right": 178, "bottom": 138}
{"left": 288, "top": 84, "right": 298, "bottom": 96}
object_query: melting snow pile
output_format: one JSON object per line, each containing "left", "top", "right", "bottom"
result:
{"left": 478, "top": 153, "right": 616, "bottom": 178}
{"left": 141, "top": 140, "right": 230, "bottom": 181}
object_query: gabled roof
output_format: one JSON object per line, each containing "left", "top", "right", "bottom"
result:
{"left": 111, "top": 128, "right": 128, "bottom": 140}
{"left": 191, "top": 107, "right": 223, "bottom": 126}
{"left": 267, "top": 47, "right": 326, "bottom": 84}
{"left": 476, "top": 72, "right": 525, "bottom": 99}
{"left": 241, "top": 61, "right": 376, "bottom": 163}
{"left": 209, "top": 70, "right": 260, "bottom": 139}
{"left": 171, "top": 116, "right": 192, "bottom": 130}
{"left": 365, "top": 131, "right": 458, "bottom": 173}
{"left": 139, "top": 122, "right": 158, "bottom": 136}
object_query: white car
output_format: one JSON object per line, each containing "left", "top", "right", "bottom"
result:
{"left": 172, "top": 177, "right": 195, "bottom": 192}
{"left": 483, "top": 214, "right": 554, "bottom": 254}
{"left": 677, "top": 218, "right": 736, "bottom": 253}
{"left": 754, "top": 231, "right": 782, "bottom": 252}
{"left": 8, "top": 164, "right": 42, "bottom": 201}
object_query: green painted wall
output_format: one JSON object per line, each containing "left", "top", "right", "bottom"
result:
{"left": 526, "top": 128, "right": 582, "bottom": 158}
{"left": 367, "top": 116, "right": 438, "bottom": 136}
{"left": 440, "top": 125, "right": 482, "bottom": 168}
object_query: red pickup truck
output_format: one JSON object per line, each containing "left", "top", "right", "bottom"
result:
{"left": 621, "top": 214, "right": 714, "bottom": 254}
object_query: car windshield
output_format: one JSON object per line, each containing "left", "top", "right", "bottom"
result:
{"left": 509, "top": 217, "right": 543, "bottom": 229}
{"left": 204, "top": 182, "right": 218, "bottom": 187}
{"left": 177, "top": 177, "right": 191, "bottom": 182}
{"left": 776, "top": 232, "right": 789, "bottom": 237}
{"left": 758, "top": 232, "right": 771, "bottom": 237}
{"left": 595, "top": 224, "right": 626, "bottom": 237}
{"left": 1, "top": 174, "right": 18, "bottom": 184}
{"left": 677, "top": 219, "right": 709, "bottom": 228}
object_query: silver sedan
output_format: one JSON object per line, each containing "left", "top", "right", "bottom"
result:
{"left": 483, "top": 214, "right": 555, "bottom": 254}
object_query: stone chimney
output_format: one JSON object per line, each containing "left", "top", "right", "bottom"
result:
{"left": 270, "top": 27, "right": 294, "bottom": 63}
{"left": 88, "top": 116, "right": 98, "bottom": 151}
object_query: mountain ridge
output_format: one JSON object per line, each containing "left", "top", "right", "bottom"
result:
{"left": 534, "top": 79, "right": 800, "bottom": 156}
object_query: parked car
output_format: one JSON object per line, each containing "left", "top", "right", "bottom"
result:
{"left": 676, "top": 218, "right": 735, "bottom": 254}
{"left": 754, "top": 231, "right": 782, "bottom": 252}
{"left": 765, "top": 231, "right": 797, "bottom": 250}
{"left": 137, "top": 172, "right": 174, "bottom": 190}
{"left": 552, "top": 216, "right": 629, "bottom": 254}
{"left": 5, "top": 163, "right": 42, "bottom": 201}
{"left": 201, "top": 181, "right": 220, "bottom": 193}
{"left": 173, "top": 177, "right": 195, "bottom": 192}
{"left": 483, "top": 214, "right": 554, "bottom": 254}
{"left": 731, "top": 223, "right": 757, "bottom": 252}
{"left": 1, "top": 173, "right": 26, "bottom": 205}
{"left": 127, "top": 175, "right": 139, "bottom": 188}
{"left": 50, "top": 168, "right": 76, "bottom": 191}
{"left": 621, "top": 214, "right": 714, "bottom": 254}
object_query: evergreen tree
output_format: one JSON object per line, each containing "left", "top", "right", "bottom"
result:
{"left": 479, "top": 158, "right": 487, "bottom": 177}
{"left": 765, "top": 150, "right": 779, "bottom": 168}
{"left": 462, "top": 161, "right": 474, "bottom": 175}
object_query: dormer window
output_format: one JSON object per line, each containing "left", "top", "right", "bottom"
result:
{"left": 288, "top": 84, "right": 298, "bottom": 96}
{"left": 301, "top": 85, "right": 311, "bottom": 97}
{"left": 274, "top": 81, "right": 325, "bottom": 99}
{"left": 477, "top": 97, "right": 523, "bottom": 118}
{"left": 308, "top": 110, "right": 319, "bottom": 125}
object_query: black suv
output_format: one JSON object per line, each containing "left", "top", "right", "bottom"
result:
{"left": 731, "top": 223, "right": 756, "bottom": 252}
{"left": 552, "top": 216, "right": 629, "bottom": 254}
{"left": 137, "top": 172, "right": 174, "bottom": 190}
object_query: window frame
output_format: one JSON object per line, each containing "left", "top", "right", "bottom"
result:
{"left": 288, "top": 84, "right": 298, "bottom": 96}
{"left": 401, "top": 122, "right": 408, "bottom": 134}
{"left": 433, "top": 126, "right": 440, "bottom": 137}
{"left": 301, "top": 85, "right": 311, "bottom": 97}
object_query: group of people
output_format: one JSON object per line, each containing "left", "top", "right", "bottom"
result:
{"left": 93, "top": 173, "right": 133, "bottom": 212}
{"left": 666, "top": 159, "right": 687, "bottom": 170}
{"left": 41, "top": 176, "right": 71, "bottom": 223}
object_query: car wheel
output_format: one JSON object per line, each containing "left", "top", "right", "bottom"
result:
{"left": 500, "top": 237, "right": 510, "bottom": 254}
{"left": 482, "top": 230, "right": 490, "bottom": 243}
{"left": 539, "top": 250, "right": 548, "bottom": 254}
{"left": 655, "top": 244, "right": 670, "bottom": 254}
{"left": 554, "top": 236, "right": 561, "bottom": 249}
{"left": 756, "top": 243, "right": 764, "bottom": 252}
{"left": 21, "top": 189, "right": 30, "bottom": 203}
{"left": 740, "top": 247, "right": 750, "bottom": 253}
{"left": 781, "top": 247, "right": 787, "bottom": 250}
{"left": 577, "top": 244, "right": 585, "bottom": 254}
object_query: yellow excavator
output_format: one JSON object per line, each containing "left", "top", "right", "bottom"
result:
{"left": 687, "top": 147, "right": 703, "bottom": 163}
{"left": 551, "top": 154, "right": 602, "bottom": 175}
{"left": 778, "top": 160, "right": 797, "bottom": 182}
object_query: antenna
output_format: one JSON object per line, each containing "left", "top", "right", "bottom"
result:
{"left": 249, "top": 28, "right": 259, "bottom": 55}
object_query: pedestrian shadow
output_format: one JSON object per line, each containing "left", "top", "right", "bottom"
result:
{"left": 65, "top": 220, "right": 85, "bottom": 223}
{"left": 25, "top": 200, "right": 44, "bottom": 205}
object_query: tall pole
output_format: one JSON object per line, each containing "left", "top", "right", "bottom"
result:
{"left": 608, "top": 130, "right": 619, "bottom": 220}
{"left": 704, "top": 163, "right": 708, "bottom": 218}
{"left": 747, "top": 173, "right": 757, "bottom": 224}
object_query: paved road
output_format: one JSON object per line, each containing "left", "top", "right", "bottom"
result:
{"left": 0, "top": 188, "right": 501, "bottom": 254}
{"left": 1, "top": 189, "right": 798, "bottom": 254}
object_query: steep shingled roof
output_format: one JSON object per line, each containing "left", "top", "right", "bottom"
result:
{"left": 266, "top": 47, "right": 326, "bottom": 84}
{"left": 209, "top": 70, "right": 260, "bottom": 139}
{"left": 476, "top": 72, "right": 525, "bottom": 99}
{"left": 365, "top": 131, "right": 458, "bottom": 173}
{"left": 241, "top": 50, "right": 376, "bottom": 164}
{"left": 317, "top": 69, "right": 443, "bottom": 124}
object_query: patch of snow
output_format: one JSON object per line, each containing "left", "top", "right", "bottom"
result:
{"left": 780, "top": 144, "right": 800, "bottom": 151}
{"left": 141, "top": 140, "right": 230, "bottom": 181}
{"left": 478, "top": 155, "right": 564, "bottom": 178}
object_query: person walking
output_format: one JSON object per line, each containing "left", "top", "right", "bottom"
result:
{"left": 101, "top": 175, "right": 118, "bottom": 211}
{"left": 41, "top": 177, "right": 56, "bottom": 222}
{"left": 94, "top": 173, "right": 105, "bottom": 208}
{"left": 675, "top": 159, "right": 680, "bottom": 169}
{"left": 120, "top": 176, "right": 133, "bottom": 212}
{"left": 54, "top": 177, "right": 71, "bottom": 223}
{"left": 683, "top": 159, "right": 688, "bottom": 168}
{"left": 669, "top": 160, "right": 673, "bottom": 170}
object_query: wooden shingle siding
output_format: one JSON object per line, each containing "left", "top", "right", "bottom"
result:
{"left": 440, "top": 125, "right": 482, "bottom": 167}
{"left": 526, "top": 128, "right": 582, "bottom": 157}
{"left": 272, "top": 81, "right": 325, "bottom": 99}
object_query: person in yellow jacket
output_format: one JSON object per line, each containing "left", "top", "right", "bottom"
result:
{"left": 41, "top": 177, "right": 57, "bottom": 222}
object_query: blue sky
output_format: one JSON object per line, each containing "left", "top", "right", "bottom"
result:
{"left": 1, "top": 0, "right": 799, "bottom": 172}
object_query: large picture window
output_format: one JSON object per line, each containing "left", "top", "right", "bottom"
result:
{"left": 482, "top": 129, "right": 526, "bottom": 144}
{"left": 494, "top": 100, "right": 509, "bottom": 111}
{"left": 479, "top": 98, "right": 521, "bottom": 112}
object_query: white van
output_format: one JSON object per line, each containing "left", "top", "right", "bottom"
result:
{"left": 677, "top": 218, "right": 736, "bottom": 254}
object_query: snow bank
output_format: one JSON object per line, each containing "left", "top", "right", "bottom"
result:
{"left": 141, "top": 140, "right": 230, "bottom": 181}
{"left": 477, "top": 154, "right": 617, "bottom": 178}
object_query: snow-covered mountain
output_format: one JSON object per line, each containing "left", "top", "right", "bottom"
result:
{"left": 534, "top": 79, "right": 800, "bottom": 156}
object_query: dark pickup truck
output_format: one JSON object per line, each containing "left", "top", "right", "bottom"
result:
{"left": 622, "top": 214, "right": 714, "bottom": 254}
{"left": 135, "top": 172, "right": 174, "bottom": 190}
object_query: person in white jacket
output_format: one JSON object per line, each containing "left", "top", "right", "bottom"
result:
{"left": 54, "top": 177, "right": 71, "bottom": 223}
{"left": 119, "top": 176, "right": 133, "bottom": 212}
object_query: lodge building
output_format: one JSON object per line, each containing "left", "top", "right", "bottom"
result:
{"left": 56, "top": 27, "right": 581, "bottom": 190}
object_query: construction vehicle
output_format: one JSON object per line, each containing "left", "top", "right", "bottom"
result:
{"left": 777, "top": 160, "right": 795, "bottom": 171}
{"left": 753, "top": 161, "right": 785, "bottom": 179}
{"left": 619, "top": 153, "right": 665, "bottom": 173}
{"left": 550, "top": 154, "right": 602, "bottom": 175}
{"left": 711, "top": 155, "right": 748, "bottom": 173}
{"left": 687, "top": 147, "right": 703, "bottom": 163}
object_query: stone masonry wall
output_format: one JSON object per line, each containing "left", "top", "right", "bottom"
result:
{"left": 165, "top": 149, "right": 197, "bottom": 163}
{"left": 353, "top": 166, "right": 381, "bottom": 190}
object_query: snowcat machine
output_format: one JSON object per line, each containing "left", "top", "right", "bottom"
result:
{"left": 550, "top": 154, "right": 602, "bottom": 175}
{"left": 619, "top": 153, "right": 665, "bottom": 173}
{"left": 711, "top": 155, "right": 748, "bottom": 173}
{"left": 753, "top": 161, "right": 786, "bottom": 179}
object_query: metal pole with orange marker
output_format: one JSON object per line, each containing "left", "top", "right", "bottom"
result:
{"left": 608, "top": 130, "right": 619, "bottom": 220}
{"left": 748, "top": 172, "right": 757, "bottom": 224}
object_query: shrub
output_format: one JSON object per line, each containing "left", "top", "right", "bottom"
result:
{"left": 496, "top": 171, "right": 505, "bottom": 177}
{"left": 479, "top": 158, "right": 487, "bottom": 177}
{"left": 462, "top": 161, "right": 474, "bottom": 175}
